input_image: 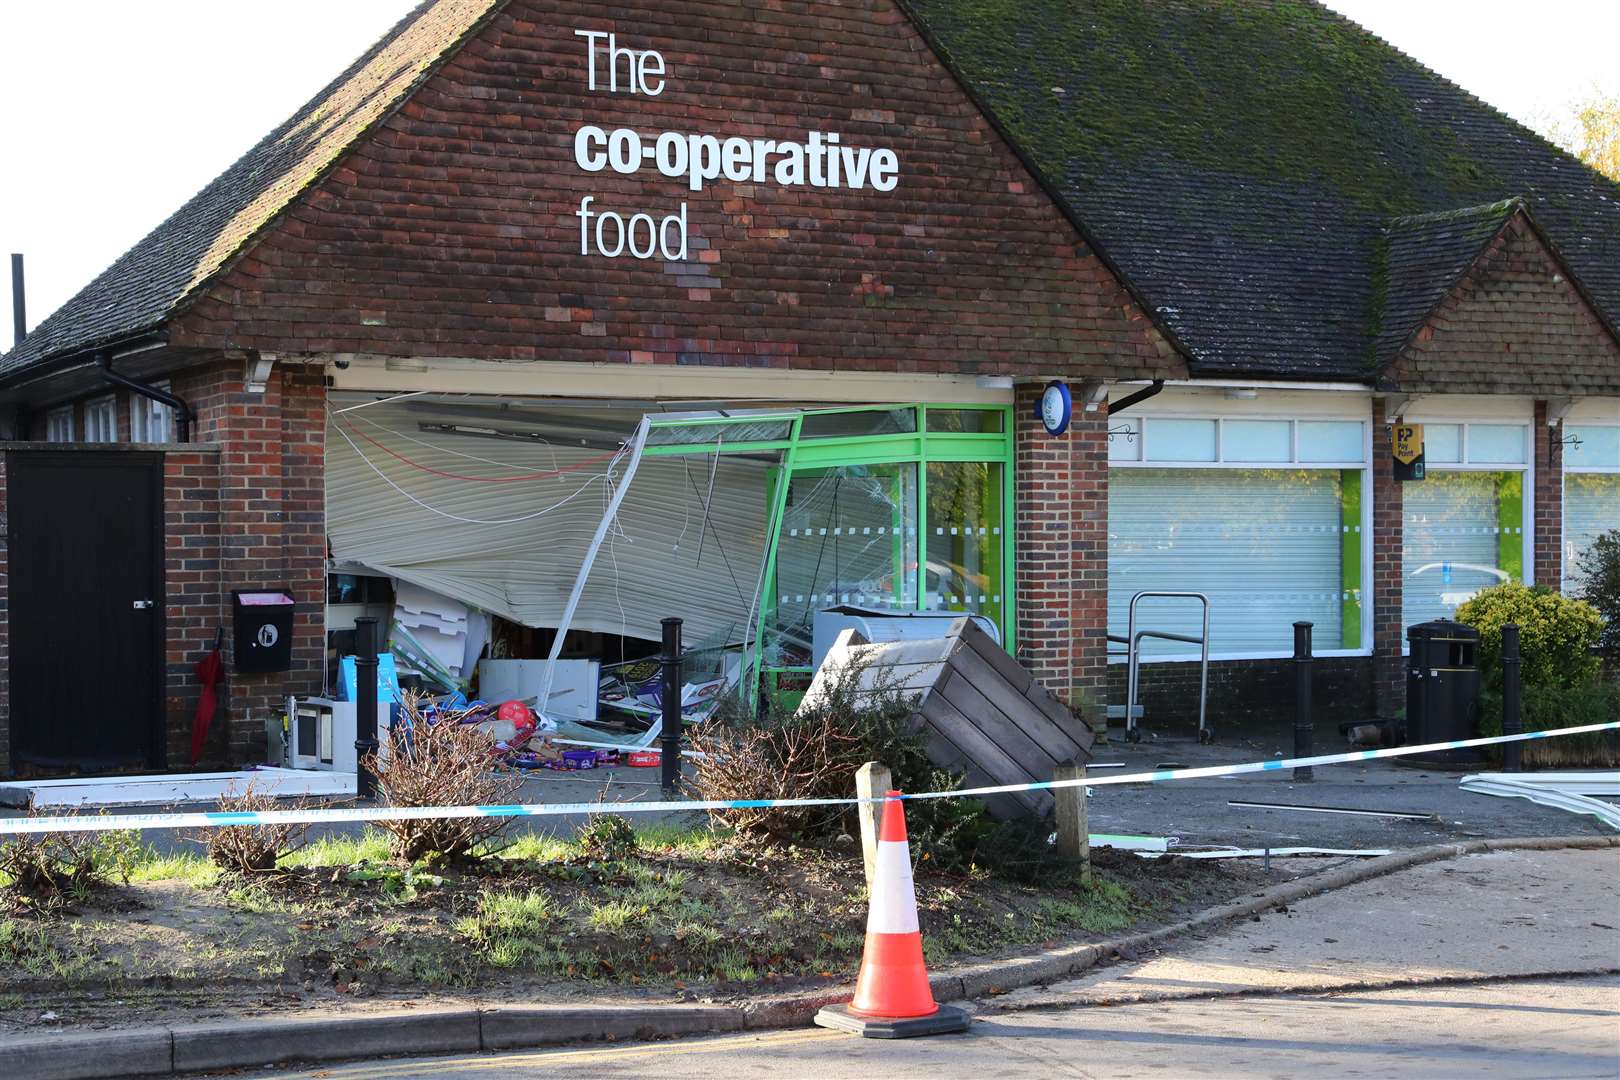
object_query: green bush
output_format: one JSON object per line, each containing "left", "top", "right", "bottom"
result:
{"left": 1477, "top": 685, "right": 1620, "bottom": 766}
{"left": 1454, "top": 583, "right": 1603, "bottom": 691}
{"left": 1576, "top": 529, "right": 1620, "bottom": 656}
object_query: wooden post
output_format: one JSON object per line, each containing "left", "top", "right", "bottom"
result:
{"left": 855, "top": 761, "right": 891, "bottom": 889}
{"left": 1054, "top": 759, "right": 1091, "bottom": 883}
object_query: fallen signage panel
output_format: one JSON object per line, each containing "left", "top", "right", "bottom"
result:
{"left": 0, "top": 767, "right": 357, "bottom": 809}
{"left": 802, "top": 619, "right": 1093, "bottom": 819}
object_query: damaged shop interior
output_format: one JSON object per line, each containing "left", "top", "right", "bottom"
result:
{"left": 307, "top": 393, "right": 1015, "bottom": 770}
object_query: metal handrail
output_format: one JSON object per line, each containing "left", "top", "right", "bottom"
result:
{"left": 1124, "top": 591, "right": 1211, "bottom": 744}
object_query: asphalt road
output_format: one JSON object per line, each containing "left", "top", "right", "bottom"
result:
{"left": 238, "top": 976, "right": 1620, "bottom": 1080}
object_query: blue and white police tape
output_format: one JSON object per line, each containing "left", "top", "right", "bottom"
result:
{"left": 2, "top": 720, "right": 1616, "bottom": 836}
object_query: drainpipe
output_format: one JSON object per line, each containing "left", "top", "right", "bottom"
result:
{"left": 1107, "top": 379, "right": 1164, "bottom": 416}
{"left": 10, "top": 253, "right": 25, "bottom": 348}
{"left": 99, "top": 351, "right": 195, "bottom": 443}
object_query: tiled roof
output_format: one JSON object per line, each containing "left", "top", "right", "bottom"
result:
{"left": 901, "top": 0, "right": 1620, "bottom": 380}
{"left": 0, "top": 0, "right": 500, "bottom": 377}
{"left": 1372, "top": 200, "right": 1521, "bottom": 370}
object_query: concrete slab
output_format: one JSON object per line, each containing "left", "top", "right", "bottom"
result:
{"left": 170, "top": 1009, "right": 481, "bottom": 1072}
{"left": 6, "top": 1028, "right": 171, "bottom": 1079}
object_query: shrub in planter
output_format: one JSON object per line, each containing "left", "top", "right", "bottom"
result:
{"left": 1477, "top": 684, "right": 1620, "bottom": 767}
{"left": 365, "top": 696, "right": 523, "bottom": 865}
{"left": 202, "top": 785, "right": 309, "bottom": 874}
{"left": 1454, "top": 582, "right": 1603, "bottom": 691}
{"left": 689, "top": 663, "right": 1073, "bottom": 881}
{"left": 0, "top": 814, "right": 141, "bottom": 905}
{"left": 1576, "top": 528, "right": 1620, "bottom": 658}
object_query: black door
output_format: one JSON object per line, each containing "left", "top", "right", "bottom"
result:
{"left": 7, "top": 451, "right": 165, "bottom": 772}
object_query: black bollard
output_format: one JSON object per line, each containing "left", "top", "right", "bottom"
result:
{"left": 354, "top": 617, "right": 380, "bottom": 801}
{"left": 660, "top": 617, "right": 684, "bottom": 797}
{"left": 1502, "top": 623, "right": 1522, "bottom": 773}
{"left": 1293, "top": 621, "right": 1314, "bottom": 782}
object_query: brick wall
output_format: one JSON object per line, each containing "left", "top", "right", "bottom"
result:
{"left": 1371, "top": 397, "right": 1404, "bottom": 717}
{"left": 1105, "top": 655, "right": 1375, "bottom": 733}
{"left": 162, "top": 448, "right": 225, "bottom": 764}
{"left": 1013, "top": 383, "right": 1108, "bottom": 728}
{"left": 1533, "top": 400, "right": 1563, "bottom": 589}
{"left": 168, "top": 0, "right": 1180, "bottom": 384}
{"left": 0, "top": 357, "right": 326, "bottom": 774}
{"left": 1393, "top": 213, "right": 1620, "bottom": 397}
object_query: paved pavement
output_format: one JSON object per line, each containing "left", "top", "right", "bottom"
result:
{"left": 231, "top": 977, "right": 1620, "bottom": 1079}
{"left": 995, "top": 847, "right": 1620, "bottom": 1006}
{"left": 215, "top": 847, "right": 1620, "bottom": 1080}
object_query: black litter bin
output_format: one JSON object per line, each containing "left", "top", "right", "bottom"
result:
{"left": 1404, "top": 619, "right": 1483, "bottom": 764}
{"left": 233, "top": 589, "right": 296, "bottom": 673}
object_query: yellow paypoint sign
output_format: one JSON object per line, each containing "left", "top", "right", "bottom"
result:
{"left": 1393, "top": 423, "right": 1425, "bottom": 481}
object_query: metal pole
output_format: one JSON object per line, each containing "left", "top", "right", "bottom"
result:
{"left": 1293, "top": 621, "right": 1314, "bottom": 782}
{"left": 1502, "top": 622, "right": 1522, "bottom": 773}
{"left": 354, "top": 617, "right": 380, "bottom": 801}
{"left": 660, "top": 617, "right": 684, "bottom": 796}
{"left": 10, "top": 254, "right": 25, "bottom": 347}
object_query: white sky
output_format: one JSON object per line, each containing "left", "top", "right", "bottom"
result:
{"left": 2, "top": 1, "right": 1616, "bottom": 349}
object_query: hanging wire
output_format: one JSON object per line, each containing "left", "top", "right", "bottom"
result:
{"left": 333, "top": 409, "right": 619, "bottom": 483}
{"left": 331, "top": 416, "right": 626, "bottom": 526}
{"left": 354, "top": 411, "right": 563, "bottom": 476}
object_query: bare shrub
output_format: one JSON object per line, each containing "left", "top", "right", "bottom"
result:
{"left": 688, "top": 659, "right": 920, "bottom": 843}
{"left": 0, "top": 812, "right": 141, "bottom": 905}
{"left": 202, "top": 784, "right": 309, "bottom": 874}
{"left": 365, "top": 695, "right": 523, "bottom": 865}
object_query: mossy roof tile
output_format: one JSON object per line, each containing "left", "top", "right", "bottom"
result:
{"left": 902, "top": 0, "right": 1620, "bottom": 379}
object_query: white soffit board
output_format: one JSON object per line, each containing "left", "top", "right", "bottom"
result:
{"left": 326, "top": 356, "right": 1012, "bottom": 405}
{"left": 1566, "top": 397, "right": 1620, "bottom": 423}
{"left": 1111, "top": 385, "right": 1373, "bottom": 420}
{"left": 1403, "top": 394, "right": 1535, "bottom": 422}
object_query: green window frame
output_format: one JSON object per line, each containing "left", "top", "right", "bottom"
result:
{"left": 646, "top": 403, "right": 1015, "bottom": 708}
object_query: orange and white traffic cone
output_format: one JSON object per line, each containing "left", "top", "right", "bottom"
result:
{"left": 814, "top": 790, "right": 970, "bottom": 1038}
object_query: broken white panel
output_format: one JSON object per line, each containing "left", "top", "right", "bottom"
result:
{"left": 1459, "top": 771, "right": 1620, "bottom": 797}
{"left": 0, "top": 768, "right": 357, "bottom": 809}
{"left": 478, "top": 659, "right": 600, "bottom": 723}
{"left": 393, "top": 581, "right": 470, "bottom": 677}
{"left": 1459, "top": 775, "right": 1620, "bottom": 830}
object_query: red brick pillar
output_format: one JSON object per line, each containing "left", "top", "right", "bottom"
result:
{"left": 1533, "top": 400, "right": 1563, "bottom": 589}
{"left": 1015, "top": 385, "right": 1073, "bottom": 698}
{"left": 1372, "top": 398, "right": 1404, "bottom": 717}
{"left": 196, "top": 361, "right": 327, "bottom": 764}
{"left": 1069, "top": 408, "right": 1110, "bottom": 719}
{"left": 1014, "top": 385, "right": 1109, "bottom": 729}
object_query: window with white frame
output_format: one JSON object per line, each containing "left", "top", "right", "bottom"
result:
{"left": 130, "top": 384, "right": 175, "bottom": 443}
{"left": 1563, "top": 422, "right": 1619, "bottom": 593}
{"left": 46, "top": 406, "right": 75, "bottom": 442}
{"left": 1108, "top": 415, "right": 1369, "bottom": 658}
{"left": 1401, "top": 421, "right": 1530, "bottom": 628}
{"left": 84, "top": 396, "right": 118, "bottom": 443}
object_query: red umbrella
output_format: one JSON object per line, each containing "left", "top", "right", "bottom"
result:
{"left": 191, "top": 628, "right": 226, "bottom": 765}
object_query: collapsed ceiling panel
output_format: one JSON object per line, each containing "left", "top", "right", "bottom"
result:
{"left": 326, "top": 397, "right": 772, "bottom": 644}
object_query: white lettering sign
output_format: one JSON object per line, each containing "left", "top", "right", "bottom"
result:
{"left": 570, "top": 30, "right": 900, "bottom": 259}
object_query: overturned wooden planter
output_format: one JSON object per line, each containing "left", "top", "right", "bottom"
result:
{"left": 802, "top": 619, "right": 1093, "bottom": 820}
